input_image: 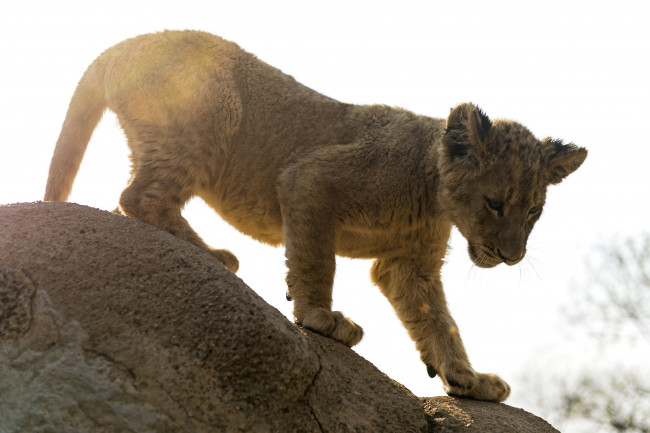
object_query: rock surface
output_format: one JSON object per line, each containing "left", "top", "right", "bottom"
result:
{"left": 0, "top": 202, "right": 558, "bottom": 433}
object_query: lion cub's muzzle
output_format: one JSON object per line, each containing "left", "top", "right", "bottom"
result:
{"left": 468, "top": 244, "right": 525, "bottom": 268}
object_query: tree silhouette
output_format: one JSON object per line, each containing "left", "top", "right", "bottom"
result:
{"left": 524, "top": 235, "right": 650, "bottom": 433}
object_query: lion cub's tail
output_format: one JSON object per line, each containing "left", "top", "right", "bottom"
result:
{"left": 44, "top": 59, "right": 107, "bottom": 202}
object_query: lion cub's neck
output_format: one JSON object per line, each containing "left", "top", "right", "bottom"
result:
{"left": 344, "top": 104, "right": 449, "bottom": 223}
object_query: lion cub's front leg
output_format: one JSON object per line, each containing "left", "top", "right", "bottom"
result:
{"left": 282, "top": 221, "right": 363, "bottom": 347}
{"left": 371, "top": 255, "right": 511, "bottom": 403}
{"left": 278, "top": 164, "right": 363, "bottom": 347}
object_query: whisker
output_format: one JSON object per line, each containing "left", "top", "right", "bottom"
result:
{"left": 524, "top": 254, "right": 545, "bottom": 282}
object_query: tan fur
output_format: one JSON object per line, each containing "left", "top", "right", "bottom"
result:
{"left": 45, "top": 30, "right": 587, "bottom": 403}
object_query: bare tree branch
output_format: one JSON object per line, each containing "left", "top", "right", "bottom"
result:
{"left": 525, "top": 235, "right": 650, "bottom": 433}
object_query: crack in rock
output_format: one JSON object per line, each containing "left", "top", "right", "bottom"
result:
{"left": 304, "top": 350, "right": 325, "bottom": 433}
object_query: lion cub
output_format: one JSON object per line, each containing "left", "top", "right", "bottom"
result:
{"left": 45, "top": 30, "right": 587, "bottom": 402}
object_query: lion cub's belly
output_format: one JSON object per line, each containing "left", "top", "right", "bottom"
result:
{"left": 201, "top": 182, "right": 436, "bottom": 258}
{"left": 198, "top": 179, "right": 285, "bottom": 246}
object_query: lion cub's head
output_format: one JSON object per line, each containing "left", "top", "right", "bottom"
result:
{"left": 437, "top": 103, "right": 587, "bottom": 268}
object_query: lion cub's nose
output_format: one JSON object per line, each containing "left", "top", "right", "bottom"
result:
{"left": 497, "top": 248, "right": 523, "bottom": 265}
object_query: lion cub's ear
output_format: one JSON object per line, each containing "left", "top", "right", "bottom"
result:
{"left": 442, "top": 103, "right": 492, "bottom": 161}
{"left": 542, "top": 138, "right": 588, "bottom": 185}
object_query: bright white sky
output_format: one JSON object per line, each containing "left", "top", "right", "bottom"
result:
{"left": 1, "top": 0, "right": 649, "bottom": 413}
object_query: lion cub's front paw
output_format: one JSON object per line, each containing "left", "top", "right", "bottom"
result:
{"left": 442, "top": 364, "right": 477, "bottom": 390}
{"left": 443, "top": 370, "right": 510, "bottom": 403}
{"left": 210, "top": 248, "right": 239, "bottom": 273}
{"left": 297, "top": 307, "right": 364, "bottom": 347}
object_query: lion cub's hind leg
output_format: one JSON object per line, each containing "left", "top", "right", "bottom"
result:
{"left": 118, "top": 158, "right": 239, "bottom": 273}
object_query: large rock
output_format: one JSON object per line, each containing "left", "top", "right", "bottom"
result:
{"left": 0, "top": 202, "right": 558, "bottom": 433}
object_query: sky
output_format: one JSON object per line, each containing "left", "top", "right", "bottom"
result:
{"left": 1, "top": 0, "right": 649, "bottom": 419}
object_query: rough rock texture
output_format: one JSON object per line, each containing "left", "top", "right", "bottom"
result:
{"left": 421, "top": 397, "right": 560, "bottom": 432}
{"left": 0, "top": 202, "right": 559, "bottom": 433}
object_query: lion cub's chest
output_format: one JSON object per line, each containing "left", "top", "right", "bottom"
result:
{"left": 336, "top": 217, "right": 451, "bottom": 259}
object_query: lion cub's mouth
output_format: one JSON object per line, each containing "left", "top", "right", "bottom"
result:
{"left": 468, "top": 244, "right": 504, "bottom": 268}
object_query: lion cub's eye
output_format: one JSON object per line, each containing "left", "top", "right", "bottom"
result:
{"left": 486, "top": 198, "right": 503, "bottom": 212}
{"left": 528, "top": 206, "right": 541, "bottom": 216}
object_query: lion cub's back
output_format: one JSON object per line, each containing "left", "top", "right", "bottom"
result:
{"left": 100, "top": 30, "right": 245, "bottom": 129}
